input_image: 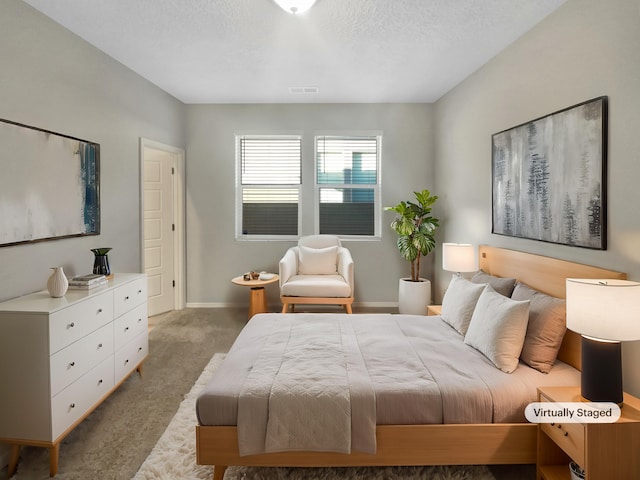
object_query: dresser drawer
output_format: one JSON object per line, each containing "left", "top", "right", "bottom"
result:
{"left": 51, "top": 355, "right": 114, "bottom": 440}
{"left": 541, "top": 420, "right": 585, "bottom": 467}
{"left": 113, "top": 303, "right": 148, "bottom": 350}
{"left": 50, "top": 323, "right": 114, "bottom": 396}
{"left": 113, "top": 277, "right": 147, "bottom": 318}
{"left": 114, "top": 331, "right": 148, "bottom": 382}
{"left": 49, "top": 291, "right": 114, "bottom": 354}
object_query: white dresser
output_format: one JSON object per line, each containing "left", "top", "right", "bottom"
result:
{"left": 0, "top": 273, "right": 148, "bottom": 477}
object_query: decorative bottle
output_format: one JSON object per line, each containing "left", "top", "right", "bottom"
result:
{"left": 47, "top": 266, "right": 69, "bottom": 298}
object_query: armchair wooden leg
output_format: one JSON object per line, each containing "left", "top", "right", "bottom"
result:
{"left": 8, "top": 444, "right": 20, "bottom": 477}
{"left": 345, "top": 304, "right": 353, "bottom": 314}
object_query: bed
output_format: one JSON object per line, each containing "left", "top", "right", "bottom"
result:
{"left": 195, "top": 246, "right": 626, "bottom": 480}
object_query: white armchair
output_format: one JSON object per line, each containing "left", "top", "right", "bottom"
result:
{"left": 279, "top": 235, "right": 354, "bottom": 313}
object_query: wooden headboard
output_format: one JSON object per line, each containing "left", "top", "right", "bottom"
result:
{"left": 478, "top": 246, "right": 626, "bottom": 371}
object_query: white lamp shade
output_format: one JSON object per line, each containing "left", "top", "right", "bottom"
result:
{"left": 273, "top": 0, "right": 316, "bottom": 13}
{"left": 442, "top": 243, "right": 477, "bottom": 273}
{"left": 566, "top": 278, "right": 640, "bottom": 342}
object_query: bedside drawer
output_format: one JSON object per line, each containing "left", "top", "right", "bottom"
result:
{"left": 541, "top": 421, "right": 585, "bottom": 467}
{"left": 51, "top": 355, "right": 114, "bottom": 440}
{"left": 49, "top": 291, "right": 114, "bottom": 354}
{"left": 114, "top": 331, "right": 148, "bottom": 382}
{"left": 113, "top": 303, "right": 147, "bottom": 349}
{"left": 113, "top": 277, "right": 147, "bottom": 317}
{"left": 50, "top": 322, "right": 114, "bottom": 396}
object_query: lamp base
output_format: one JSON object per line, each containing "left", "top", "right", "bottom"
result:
{"left": 581, "top": 336, "right": 623, "bottom": 404}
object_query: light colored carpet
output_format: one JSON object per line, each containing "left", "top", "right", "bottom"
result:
{"left": 133, "top": 353, "right": 495, "bottom": 480}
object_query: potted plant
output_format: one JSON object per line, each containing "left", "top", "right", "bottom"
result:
{"left": 385, "top": 189, "right": 439, "bottom": 314}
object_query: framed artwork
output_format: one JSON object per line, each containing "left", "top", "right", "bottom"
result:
{"left": 492, "top": 96, "right": 607, "bottom": 250}
{"left": 0, "top": 119, "right": 100, "bottom": 247}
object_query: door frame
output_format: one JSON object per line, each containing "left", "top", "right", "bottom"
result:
{"left": 139, "top": 138, "right": 186, "bottom": 311}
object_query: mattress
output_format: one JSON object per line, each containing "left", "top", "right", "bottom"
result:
{"left": 196, "top": 313, "right": 579, "bottom": 453}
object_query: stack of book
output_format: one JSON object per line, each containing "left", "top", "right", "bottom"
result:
{"left": 68, "top": 274, "right": 108, "bottom": 290}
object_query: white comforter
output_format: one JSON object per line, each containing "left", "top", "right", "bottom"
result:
{"left": 196, "top": 313, "right": 580, "bottom": 456}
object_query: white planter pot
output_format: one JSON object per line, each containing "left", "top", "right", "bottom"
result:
{"left": 398, "top": 278, "right": 431, "bottom": 315}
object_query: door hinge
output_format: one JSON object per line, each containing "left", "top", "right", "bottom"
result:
{"left": 172, "top": 223, "right": 175, "bottom": 231}
{"left": 172, "top": 280, "right": 176, "bottom": 288}
{"left": 171, "top": 167, "right": 175, "bottom": 174}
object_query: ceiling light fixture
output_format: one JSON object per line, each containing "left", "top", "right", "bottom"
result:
{"left": 273, "top": 0, "right": 317, "bottom": 14}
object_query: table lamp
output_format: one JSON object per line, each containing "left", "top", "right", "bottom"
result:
{"left": 442, "top": 243, "right": 477, "bottom": 275}
{"left": 566, "top": 278, "right": 640, "bottom": 404}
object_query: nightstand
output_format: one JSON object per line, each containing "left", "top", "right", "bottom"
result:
{"left": 426, "top": 305, "right": 442, "bottom": 316}
{"left": 537, "top": 386, "right": 640, "bottom": 480}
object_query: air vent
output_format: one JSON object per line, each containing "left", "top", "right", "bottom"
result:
{"left": 289, "top": 86, "right": 319, "bottom": 95}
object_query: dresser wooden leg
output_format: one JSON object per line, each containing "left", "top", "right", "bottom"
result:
{"left": 136, "top": 361, "right": 144, "bottom": 377}
{"left": 8, "top": 444, "right": 20, "bottom": 477}
{"left": 49, "top": 443, "right": 60, "bottom": 477}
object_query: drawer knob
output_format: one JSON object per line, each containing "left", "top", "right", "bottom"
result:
{"left": 124, "top": 296, "right": 130, "bottom": 301}
{"left": 69, "top": 361, "right": 75, "bottom": 367}
{"left": 138, "top": 289, "right": 142, "bottom": 294}
{"left": 98, "top": 379, "right": 103, "bottom": 385}
{"left": 137, "top": 318, "right": 142, "bottom": 323}
{"left": 98, "top": 343, "right": 103, "bottom": 349}
{"left": 125, "top": 327, "right": 129, "bottom": 332}
{"left": 68, "top": 322, "right": 75, "bottom": 328}
{"left": 97, "top": 308, "right": 103, "bottom": 314}
{"left": 124, "top": 359, "right": 129, "bottom": 365}
{"left": 70, "top": 403, "right": 76, "bottom": 409}
{"left": 564, "top": 431, "right": 569, "bottom": 437}
{"left": 138, "top": 347, "right": 143, "bottom": 352}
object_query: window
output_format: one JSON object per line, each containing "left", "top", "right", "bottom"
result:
{"left": 315, "top": 135, "right": 381, "bottom": 237}
{"left": 236, "top": 135, "right": 301, "bottom": 238}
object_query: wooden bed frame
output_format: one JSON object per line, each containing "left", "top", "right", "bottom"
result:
{"left": 196, "top": 246, "right": 626, "bottom": 480}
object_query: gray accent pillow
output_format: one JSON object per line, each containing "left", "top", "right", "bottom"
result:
{"left": 511, "top": 282, "right": 566, "bottom": 373}
{"left": 464, "top": 286, "right": 530, "bottom": 373}
{"left": 471, "top": 270, "right": 516, "bottom": 297}
{"left": 441, "top": 275, "right": 487, "bottom": 335}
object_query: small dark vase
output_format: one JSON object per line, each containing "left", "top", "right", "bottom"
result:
{"left": 91, "top": 248, "right": 112, "bottom": 276}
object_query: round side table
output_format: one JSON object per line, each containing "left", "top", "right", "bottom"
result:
{"left": 231, "top": 274, "right": 279, "bottom": 319}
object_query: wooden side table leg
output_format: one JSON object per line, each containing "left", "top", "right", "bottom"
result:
{"left": 49, "top": 442, "right": 60, "bottom": 477}
{"left": 249, "top": 287, "right": 267, "bottom": 318}
{"left": 8, "top": 444, "right": 20, "bottom": 477}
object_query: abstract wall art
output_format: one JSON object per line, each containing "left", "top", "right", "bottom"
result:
{"left": 492, "top": 97, "right": 607, "bottom": 249}
{"left": 0, "top": 119, "right": 100, "bottom": 247}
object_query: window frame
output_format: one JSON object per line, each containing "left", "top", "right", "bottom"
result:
{"left": 313, "top": 132, "right": 382, "bottom": 240}
{"left": 235, "top": 133, "right": 302, "bottom": 241}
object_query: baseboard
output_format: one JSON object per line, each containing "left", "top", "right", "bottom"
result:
{"left": 185, "top": 301, "right": 398, "bottom": 309}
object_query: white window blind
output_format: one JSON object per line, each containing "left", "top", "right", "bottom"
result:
{"left": 316, "top": 135, "right": 380, "bottom": 236}
{"left": 237, "top": 136, "right": 301, "bottom": 237}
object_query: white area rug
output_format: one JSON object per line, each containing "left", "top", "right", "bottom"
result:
{"left": 133, "top": 353, "right": 495, "bottom": 480}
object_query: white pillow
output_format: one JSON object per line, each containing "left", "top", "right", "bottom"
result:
{"left": 298, "top": 245, "right": 338, "bottom": 275}
{"left": 464, "top": 286, "right": 530, "bottom": 373}
{"left": 441, "top": 275, "right": 487, "bottom": 335}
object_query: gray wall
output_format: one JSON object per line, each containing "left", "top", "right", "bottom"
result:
{"left": 185, "top": 103, "right": 435, "bottom": 306}
{"left": 434, "top": 0, "right": 640, "bottom": 395}
{"left": 0, "top": 1, "right": 185, "bottom": 302}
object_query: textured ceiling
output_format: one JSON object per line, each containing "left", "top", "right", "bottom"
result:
{"left": 22, "top": 0, "right": 567, "bottom": 104}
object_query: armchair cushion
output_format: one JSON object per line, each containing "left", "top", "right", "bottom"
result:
{"left": 280, "top": 274, "right": 352, "bottom": 298}
{"left": 298, "top": 245, "right": 339, "bottom": 275}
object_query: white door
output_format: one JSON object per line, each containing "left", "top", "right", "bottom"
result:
{"left": 143, "top": 147, "right": 175, "bottom": 316}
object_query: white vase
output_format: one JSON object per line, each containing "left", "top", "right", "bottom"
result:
{"left": 398, "top": 277, "right": 431, "bottom": 315}
{"left": 47, "top": 266, "right": 69, "bottom": 298}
